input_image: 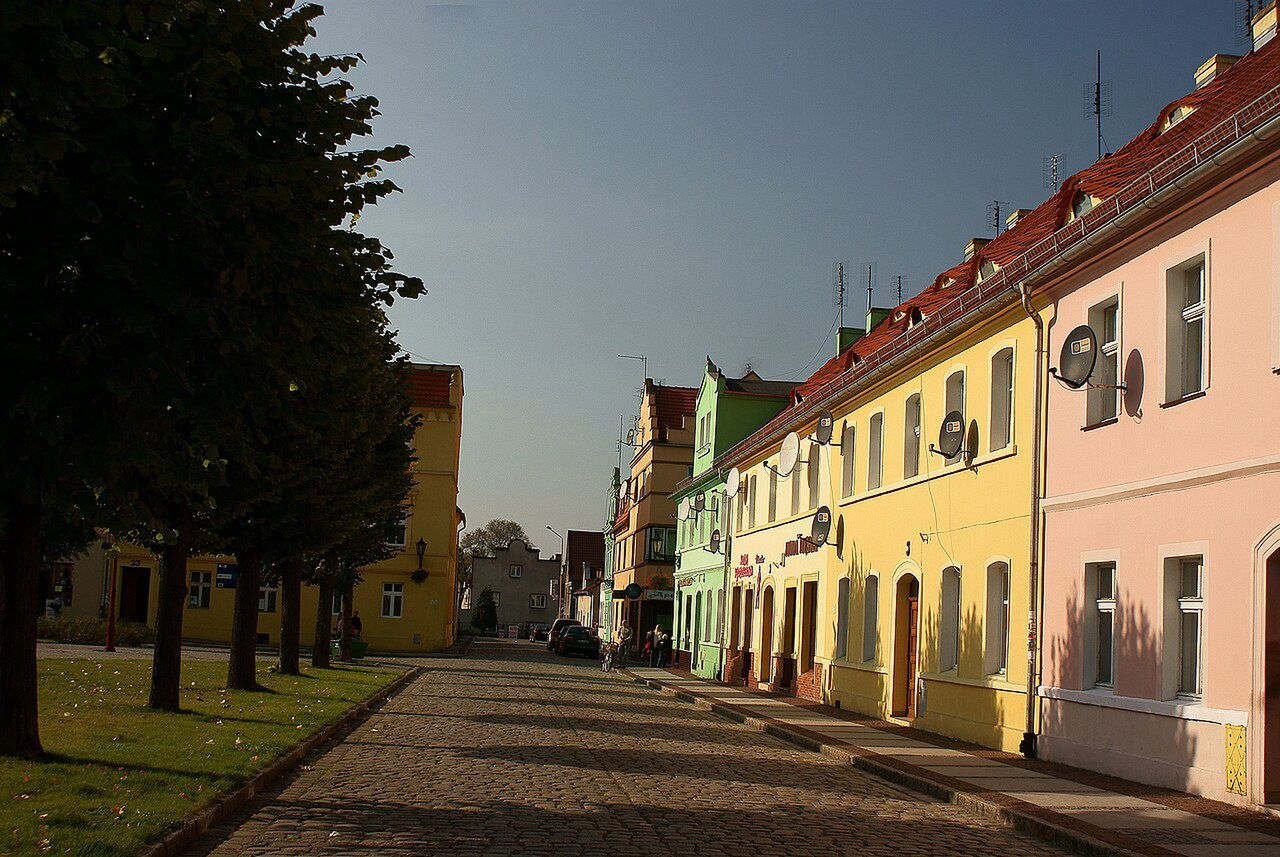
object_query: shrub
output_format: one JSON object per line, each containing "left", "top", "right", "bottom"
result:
{"left": 37, "top": 616, "right": 154, "bottom": 647}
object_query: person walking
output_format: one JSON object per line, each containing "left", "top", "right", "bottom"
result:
{"left": 617, "top": 623, "right": 633, "bottom": 668}
{"left": 350, "top": 611, "right": 363, "bottom": 639}
{"left": 649, "top": 626, "right": 664, "bottom": 667}
{"left": 656, "top": 625, "right": 671, "bottom": 667}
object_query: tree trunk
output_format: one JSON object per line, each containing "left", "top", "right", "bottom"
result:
{"left": 227, "top": 546, "right": 262, "bottom": 690}
{"left": 311, "top": 552, "right": 335, "bottom": 668}
{"left": 278, "top": 556, "right": 302, "bottom": 675}
{"left": 339, "top": 581, "right": 353, "bottom": 662}
{"left": 0, "top": 503, "right": 44, "bottom": 758}
{"left": 149, "top": 506, "right": 193, "bottom": 711}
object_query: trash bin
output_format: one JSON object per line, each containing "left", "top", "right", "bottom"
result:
{"left": 330, "top": 639, "right": 369, "bottom": 660}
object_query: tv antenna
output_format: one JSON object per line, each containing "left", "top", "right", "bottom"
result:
{"left": 617, "top": 353, "right": 647, "bottom": 389}
{"left": 865, "top": 263, "right": 875, "bottom": 317}
{"left": 832, "top": 262, "right": 848, "bottom": 328}
{"left": 1083, "top": 50, "right": 1112, "bottom": 161}
{"left": 1043, "top": 154, "right": 1063, "bottom": 192}
{"left": 893, "top": 275, "right": 904, "bottom": 304}
{"left": 1237, "top": 1, "right": 1258, "bottom": 49}
{"left": 987, "top": 200, "right": 1009, "bottom": 236}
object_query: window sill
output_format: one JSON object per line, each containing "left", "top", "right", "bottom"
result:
{"left": 1081, "top": 417, "right": 1119, "bottom": 433}
{"left": 1039, "top": 685, "right": 1245, "bottom": 725}
{"left": 1159, "top": 390, "right": 1206, "bottom": 409}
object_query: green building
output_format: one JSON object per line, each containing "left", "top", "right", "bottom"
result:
{"left": 599, "top": 466, "right": 619, "bottom": 643}
{"left": 671, "top": 359, "right": 797, "bottom": 678}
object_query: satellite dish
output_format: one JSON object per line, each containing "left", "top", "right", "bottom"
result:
{"left": 809, "top": 506, "right": 832, "bottom": 547}
{"left": 1057, "top": 324, "right": 1098, "bottom": 390}
{"left": 815, "top": 411, "right": 835, "bottom": 445}
{"left": 693, "top": 493, "right": 705, "bottom": 512}
{"left": 778, "top": 431, "right": 801, "bottom": 476}
{"left": 725, "top": 467, "right": 741, "bottom": 498}
{"left": 937, "top": 410, "right": 965, "bottom": 459}
{"left": 834, "top": 515, "right": 845, "bottom": 558}
{"left": 709, "top": 529, "right": 721, "bottom": 554}
{"left": 677, "top": 497, "right": 690, "bottom": 520}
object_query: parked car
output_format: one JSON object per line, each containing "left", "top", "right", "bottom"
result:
{"left": 546, "top": 618, "right": 579, "bottom": 651}
{"left": 557, "top": 625, "right": 600, "bottom": 658}
{"left": 527, "top": 622, "right": 551, "bottom": 642}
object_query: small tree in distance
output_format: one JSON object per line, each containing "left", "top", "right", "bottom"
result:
{"left": 471, "top": 588, "right": 498, "bottom": 635}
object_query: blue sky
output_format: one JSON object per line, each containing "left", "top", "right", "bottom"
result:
{"left": 312, "top": 1, "right": 1238, "bottom": 555}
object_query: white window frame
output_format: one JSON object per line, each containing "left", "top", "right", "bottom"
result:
{"left": 867, "top": 411, "right": 884, "bottom": 490}
{"left": 188, "top": 570, "right": 212, "bottom": 609}
{"left": 386, "top": 510, "right": 409, "bottom": 548}
{"left": 841, "top": 422, "right": 856, "bottom": 497}
{"left": 984, "top": 561, "right": 1010, "bottom": 676}
{"left": 1164, "top": 252, "right": 1209, "bottom": 403}
{"left": 258, "top": 584, "right": 278, "bottom": 614}
{"left": 1163, "top": 555, "right": 1204, "bottom": 699}
{"left": 509, "top": 564, "right": 522, "bottom": 579}
{"left": 382, "top": 582, "right": 404, "bottom": 618}
{"left": 530, "top": 593, "right": 548, "bottom": 609}
{"left": 862, "top": 575, "right": 879, "bottom": 663}
{"left": 835, "top": 576, "right": 851, "bottom": 659}
{"left": 790, "top": 456, "right": 803, "bottom": 516}
{"left": 1086, "top": 295, "right": 1122, "bottom": 425}
{"left": 767, "top": 469, "right": 777, "bottom": 522}
{"left": 989, "top": 346, "right": 1015, "bottom": 451}
{"left": 807, "top": 442, "right": 820, "bottom": 509}
{"left": 939, "top": 566, "right": 961, "bottom": 673}
{"left": 903, "top": 394, "right": 921, "bottom": 479}
{"left": 1086, "top": 561, "right": 1116, "bottom": 688}
{"left": 944, "top": 369, "right": 966, "bottom": 466}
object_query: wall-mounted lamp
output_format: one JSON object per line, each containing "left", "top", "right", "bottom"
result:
{"left": 412, "top": 537, "right": 428, "bottom": 583}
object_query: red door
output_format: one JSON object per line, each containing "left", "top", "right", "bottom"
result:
{"left": 905, "top": 594, "right": 919, "bottom": 717}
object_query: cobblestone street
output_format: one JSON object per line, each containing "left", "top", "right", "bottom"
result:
{"left": 190, "top": 638, "right": 1070, "bottom": 856}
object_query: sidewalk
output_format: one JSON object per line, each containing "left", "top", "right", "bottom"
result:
{"left": 627, "top": 667, "right": 1280, "bottom": 857}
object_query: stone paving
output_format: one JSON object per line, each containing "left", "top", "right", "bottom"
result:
{"left": 188, "top": 637, "right": 1071, "bottom": 856}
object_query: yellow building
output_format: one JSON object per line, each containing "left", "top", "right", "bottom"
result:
{"left": 82, "top": 362, "right": 464, "bottom": 655}
{"left": 724, "top": 247, "right": 1043, "bottom": 754}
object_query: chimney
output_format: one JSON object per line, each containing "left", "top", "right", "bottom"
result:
{"left": 1195, "top": 54, "right": 1241, "bottom": 89}
{"left": 1004, "top": 209, "right": 1032, "bottom": 231}
{"left": 1255, "top": 1, "right": 1278, "bottom": 50}
{"left": 836, "top": 326, "right": 864, "bottom": 355}
{"left": 964, "top": 237, "right": 991, "bottom": 261}
{"left": 865, "top": 307, "right": 893, "bottom": 332}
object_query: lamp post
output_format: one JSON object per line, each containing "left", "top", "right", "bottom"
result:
{"left": 546, "top": 525, "right": 565, "bottom": 618}
{"left": 412, "top": 537, "right": 427, "bottom": 583}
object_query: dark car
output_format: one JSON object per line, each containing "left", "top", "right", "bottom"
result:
{"left": 557, "top": 625, "right": 600, "bottom": 658}
{"left": 527, "top": 622, "right": 551, "bottom": 642}
{"left": 546, "top": 618, "right": 579, "bottom": 651}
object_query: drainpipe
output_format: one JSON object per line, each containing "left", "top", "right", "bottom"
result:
{"left": 1016, "top": 281, "right": 1045, "bottom": 759}
{"left": 717, "top": 480, "right": 733, "bottom": 682}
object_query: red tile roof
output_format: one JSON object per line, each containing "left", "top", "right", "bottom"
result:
{"left": 407, "top": 363, "right": 460, "bottom": 409}
{"left": 726, "top": 37, "right": 1280, "bottom": 464}
{"left": 653, "top": 383, "right": 697, "bottom": 433}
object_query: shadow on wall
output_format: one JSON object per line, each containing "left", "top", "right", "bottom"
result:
{"left": 917, "top": 604, "right": 1003, "bottom": 749}
{"left": 1046, "top": 590, "right": 1200, "bottom": 794}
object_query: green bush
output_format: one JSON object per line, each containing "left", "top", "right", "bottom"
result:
{"left": 37, "top": 616, "right": 154, "bottom": 647}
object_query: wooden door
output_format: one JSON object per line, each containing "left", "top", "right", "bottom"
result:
{"left": 905, "top": 594, "right": 919, "bottom": 718}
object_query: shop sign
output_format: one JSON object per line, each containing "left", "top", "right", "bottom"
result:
{"left": 623, "top": 582, "right": 643, "bottom": 600}
{"left": 643, "top": 589, "right": 674, "bottom": 601}
{"left": 733, "top": 553, "right": 753, "bottom": 579}
{"left": 215, "top": 563, "right": 239, "bottom": 588}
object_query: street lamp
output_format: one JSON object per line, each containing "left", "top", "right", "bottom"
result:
{"left": 412, "top": 537, "right": 427, "bottom": 583}
{"left": 546, "top": 525, "right": 566, "bottom": 617}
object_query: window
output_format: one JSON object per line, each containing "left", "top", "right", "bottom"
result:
{"left": 985, "top": 562, "right": 1010, "bottom": 675}
{"left": 939, "top": 567, "right": 961, "bottom": 672}
{"left": 867, "top": 413, "right": 884, "bottom": 490}
{"left": 1166, "top": 258, "right": 1207, "bottom": 401}
{"left": 944, "top": 370, "right": 966, "bottom": 465}
{"left": 1085, "top": 298, "right": 1120, "bottom": 424}
{"left": 862, "top": 576, "right": 879, "bottom": 663}
{"left": 645, "top": 527, "right": 676, "bottom": 562}
{"left": 1166, "top": 557, "right": 1204, "bottom": 697}
{"left": 835, "top": 577, "right": 851, "bottom": 658}
{"left": 1161, "top": 104, "right": 1195, "bottom": 133}
{"left": 386, "top": 510, "right": 408, "bottom": 547}
{"left": 705, "top": 595, "right": 714, "bottom": 641}
{"left": 990, "top": 348, "right": 1014, "bottom": 450}
{"left": 767, "top": 470, "right": 777, "bottom": 522}
{"left": 550, "top": 578, "right": 558, "bottom": 599}
{"left": 332, "top": 593, "right": 343, "bottom": 615}
{"left": 1069, "top": 192, "right": 1098, "bottom": 223}
{"left": 382, "top": 582, "right": 404, "bottom": 618}
{"left": 807, "top": 443, "right": 820, "bottom": 509}
{"left": 258, "top": 585, "right": 278, "bottom": 614}
{"left": 188, "top": 571, "right": 211, "bottom": 609}
{"left": 530, "top": 593, "right": 547, "bottom": 609}
{"left": 747, "top": 476, "right": 757, "bottom": 529}
{"left": 1090, "top": 562, "right": 1116, "bottom": 687}
{"left": 903, "top": 395, "right": 921, "bottom": 479}
{"left": 790, "top": 458, "right": 802, "bottom": 515}
{"left": 841, "top": 423, "right": 856, "bottom": 497}
{"left": 509, "top": 564, "right": 523, "bottom": 579}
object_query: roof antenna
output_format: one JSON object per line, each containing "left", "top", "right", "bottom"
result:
{"left": 1084, "top": 50, "right": 1112, "bottom": 161}
{"left": 1043, "top": 153, "right": 1062, "bottom": 192}
{"left": 1237, "top": 1, "right": 1257, "bottom": 51}
{"left": 866, "top": 263, "right": 874, "bottom": 317}
{"left": 832, "top": 262, "right": 847, "bottom": 329}
{"left": 894, "top": 275, "right": 904, "bottom": 304}
{"left": 987, "top": 200, "right": 1008, "bottom": 236}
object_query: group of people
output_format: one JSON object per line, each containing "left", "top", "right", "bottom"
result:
{"left": 602, "top": 622, "right": 672, "bottom": 671}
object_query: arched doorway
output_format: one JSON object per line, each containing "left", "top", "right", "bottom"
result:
{"left": 892, "top": 575, "right": 921, "bottom": 718}
{"left": 1263, "top": 545, "right": 1280, "bottom": 802}
{"left": 760, "top": 586, "right": 775, "bottom": 684}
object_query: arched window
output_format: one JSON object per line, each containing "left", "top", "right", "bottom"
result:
{"left": 944, "top": 370, "right": 966, "bottom": 465}
{"left": 985, "top": 561, "right": 1011, "bottom": 675}
{"left": 940, "top": 566, "right": 962, "bottom": 672}
{"left": 768, "top": 468, "right": 778, "bottom": 522}
{"left": 835, "top": 576, "right": 851, "bottom": 658}
{"left": 990, "top": 347, "right": 1014, "bottom": 451}
{"left": 862, "top": 576, "right": 879, "bottom": 663}
{"left": 791, "top": 457, "right": 802, "bottom": 516}
{"left": 868, "top": 412, "right": 884, "bottom": 489}
{"left": 807, "top": 442, "right": 820, "bottom": 508}
{"left": 841, "top": 422, "right": 856, "bottom": 497}
{"left": 904, "top": 394, "right": 922, "bottom": 479}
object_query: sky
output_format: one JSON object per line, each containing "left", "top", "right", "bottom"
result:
{"left": 310, "top": 0, "right": 1240, "bottom": 556}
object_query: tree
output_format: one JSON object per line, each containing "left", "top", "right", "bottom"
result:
{"left": 460, "top": 520, "right": 530, "bottom": 563}
{"left": 471, "top": 588, "right": 498, "bottom": 635}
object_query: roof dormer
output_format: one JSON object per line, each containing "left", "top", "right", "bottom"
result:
{"left": 1067, "top": 191, "right": 1100, "bottom": 224}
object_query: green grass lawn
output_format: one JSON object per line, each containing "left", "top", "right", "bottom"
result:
{"left": 0, "top": 658, "right": 399, "bottom": 857}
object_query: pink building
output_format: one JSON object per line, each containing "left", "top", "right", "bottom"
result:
{"left": 1039, "top": 12, "right": 1280, "bottom": 807}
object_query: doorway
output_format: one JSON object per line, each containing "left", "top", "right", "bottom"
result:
{"left": 801, "top": 580, "right": 818, "bottom": 673}
{"left": 779, "top": 586, "right": 797, "bottom": 688}
{"left": 119, "top": 566, "right": 151, "bottom": 624}
{"left": 893, "top": 575, "right": 921, "bottom": 717}
{"left": 1264, "top": 546, "right": 1280, "bottom": 802}
{"left": 741, "top": 592, "right": 755, "bottom": 683}
{"left": 759, "top": 586, "right": 775, "bottom": 684}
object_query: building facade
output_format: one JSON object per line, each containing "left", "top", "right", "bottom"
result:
{"left": 74, "top": 362, "right": 465, "bottom": 654}
{"left": 1037, "top": 18, "right": 1280, "bottom": 807}
{"left": 563, "top": 529, "right": 605, "bottom": 631}
{"left": 610, "top": 380, "right": 696, "bottom": 649}
{"left": 459, "top": 539, "right": 560, "bottom": 632}
{"left": 672, "top": 360, "right": 797, "bottom": 679}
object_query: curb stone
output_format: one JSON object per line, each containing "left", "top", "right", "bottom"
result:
{"left": 624, "top": 671, "right": 1146, "bottom": 857}
{"left": 141, "top": 665, "right": 422, "bottom": 857}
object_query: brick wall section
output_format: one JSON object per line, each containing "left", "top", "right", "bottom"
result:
{"left": 795, "top": 663, "right": 822, "bottom": 702}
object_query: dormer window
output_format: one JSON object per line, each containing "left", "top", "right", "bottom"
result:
{"left": 907, "top": 307, "right": 925, "bottom": 328}
{"left": 1068, "top": 192, "right": 1100, "bottom": 223}
{"left": 976, "top": 260, "right": 997, "bottom": 283}
{"left": 1161, "top": 104, "right": 1196, "bottom": 134}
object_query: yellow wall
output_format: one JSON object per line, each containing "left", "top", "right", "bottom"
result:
{"left": 730, "top": 303, "right": 1042, "bottom": 752}
{"left": 100, "top": 365, "right": 464, "bottom": 655}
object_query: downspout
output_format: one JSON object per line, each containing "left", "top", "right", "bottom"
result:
{"left": 1016, "top": 281, "right": 1045, "bottom": 759}
{"left": 718, "top": 479, "right": 733, "bottom": 682}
